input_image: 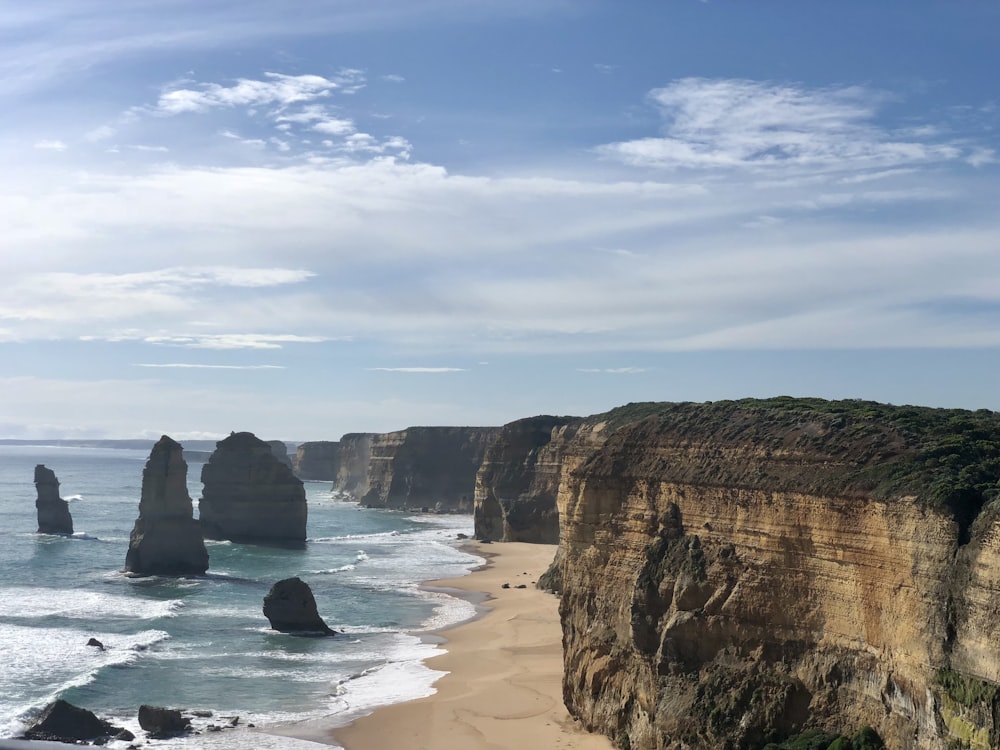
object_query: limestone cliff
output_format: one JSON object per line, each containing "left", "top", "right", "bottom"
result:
{"left": 34, "top": 464, "right": 73, "bottom": 535}
{"left": 554, "top": 399, "right": 1000, "bottom": 750}
{"left": 267, "top": 440, "right": 294, "bottom": 469}
{"left": 199, "top": 431, "right": 307, "bottom": 546}
{"left": 125, "top": 436, "right": 209, "bottom": 577}
{"left": 332, "top": 433, "right": 375, "bottom": 497}
{"left": 361, "top": 426, "right": 500, "bottom": 512}
{"left": 293, "top": 441, "right": 340, "bottom": 481}
{"left": 474, "top": 415, "right": 579, "bottom": 542}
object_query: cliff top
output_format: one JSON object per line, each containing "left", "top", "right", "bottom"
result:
{"left": 581, "top": 397, "right": 1000, "bottom": 534}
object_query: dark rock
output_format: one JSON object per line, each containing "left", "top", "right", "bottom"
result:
{"left": 115, "top": 728, "right": 136, "bottom": 741}
{"left": 200, "top": 432, "right": 307, "bottom": 546}
{"left": 191, "top": 710, "right": 213, "bottom": 718}
{"left": 86, "top": 637, "right": 105, "bottom": 650}
{"left": 22, "top": 699, "right": 125, "bottom": 743}
{"left": 138, "top": 704, "right": 191, "bottom": 737}
{"left": 456, "top": 533, "right": 469, "bottom": 539}
{"left": 125, "top": 436, "right": 209, "bottom": 577}
{"left": 515, "top": 584, "right": 527, "bottom": 589}
{"left": 263, "top": 577, "right": 334, "bottom": 635}
{"left": 501, "top": 582, "right": 510, "bottom": 589}
{"left": 34, "top": 464, "right": 73, "bottom": 535}
{"left": 267, "top": 440, "right": 294, "bottom": 469}
{"left": 227, "top": 716, "right": 239, "bottom": 727}
{"left": 293, "top": 441, "right": 340, "bottom": 480}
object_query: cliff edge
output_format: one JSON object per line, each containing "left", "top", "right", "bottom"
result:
{"left": 555, "top": 398, "right": 1000, "bottom": 750}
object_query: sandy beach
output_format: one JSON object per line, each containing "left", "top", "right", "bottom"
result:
{"left": 327, "top": 541, "right": 614, "bottom": 750}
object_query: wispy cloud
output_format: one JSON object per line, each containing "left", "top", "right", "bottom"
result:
{"left": 367, "top": 367, "right": 468, "bottom": 373}
{"left": 577, "top": 367, "right": 648, "bottom": 374}
{"left": 139, "top": 334, "right": 329, "bottom": 350}
{"left": 134, "top": 363, "right": 285, "bottom": 369}
{"left": 34, "top": 139, "right": 67, "bottom": 151}
{"left": 381, "top": 74, "right": 405, "bottom": 83}
{"left": 599, "top": 78, "right": 968, "bottom": 174}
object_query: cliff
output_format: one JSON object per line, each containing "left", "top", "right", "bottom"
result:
{"left": 293, "top": 441, "right": 340, "bottom": 481}
{"left": 34, "top": 464, "right": 73, "bottom": 535}
{"left": 267, "top": 440, "right": 294, "bottom": 469}
{"left": 332, "top": 433, "right": 375, "bottom": 497}
{"left": 199, "top": 431, "right": 307, "bottom": 546}
{"left": 124, "top": 436, "right": 209, "bottom": 576}
{"left": 474, "top": 415, "right": 579, "bottom": 542}
{"left": 554, "top": 398, "right": 1000, "bottom": 750}
{"left": 361, "top": 426, "right": 501, "bottom": 512}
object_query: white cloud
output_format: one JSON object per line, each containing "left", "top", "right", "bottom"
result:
{"left": 368, "top": 367, "right": 468, "bottom": 373}
{"left": 577, "top": 367, "right": 648, "bottom": 374}
{"left": 154, "top": 71, "right": 363, "bottom": 115}
{"left": 599, "top": 78, "right": 970, "bottom": 174}
{"left": 34, "top": 139, "right": 67, "bottom": 151}
{"left": 138, "top": 334, "right": 329, "bottom": 350}
{"left": 85, "top": 125, "right": 116, "bottom": 142}
{"left": 381, "top": 74, "right": 405, "bottom": 83}
{"left": 313, "top": 118, "right": 356, "bottom": 136}
{"left": 135, "top": 363, "right": 285, "bottom": 369}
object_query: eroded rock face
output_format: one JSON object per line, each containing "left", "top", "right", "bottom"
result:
{"left": 293, "top": 441, "right": 340, "bottom": 480}
{"left": 360, "top": 426, "right": 500, "bottom": 512}
{"left": 474, "top": 415, "right": 578, "bottom": 542}
{"left": 331, "top": 433, "right": 374, "bottom": 497}
{"left": 23, "top": 699, "right": 127, "bottom": 743}
{"left": 125, "top": 436, "right": 209, "bottom": 577}
{"left": 555, "top": 399, "right": 1000, "bottom": 750}
{"left": 200, "top": 431, "right": 307, "bottom": 546}
{"left": 34, "top": 464, "right": 73, "bottom": 535}
{"left": 138, "top": 705, "right": 191, "bottom": 737}
{"left": 267, "top": 440, "right": 294, "bottom": 469}
{"left": 263, "top": 577, "right": 334, "bottom": 635}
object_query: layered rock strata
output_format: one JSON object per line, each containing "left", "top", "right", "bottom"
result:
{"left": 474, "top": 415, "right": 578, "bottom": 542}
{"left": 200, "top": 431, "right": 307, "bottom": 546}
{"left": 360, "top": 426, "right": 500, "bottom": 512}
{"left": 293, "top": 441, "right": 340, "bottom": 480}
{"left": 125, "top": 436, "right": 209, "bottom": 577}
{"left": 34, "top": 464, "right": 73, "bottom": 535}
{"left": 263, "top": 577, "right": 335, "bottom": 635}
{"left": 554, "top": 399, "right": 1000, "bottom": 750}
{"left": 332, "top": 433, "right": 375, "bottom": 497}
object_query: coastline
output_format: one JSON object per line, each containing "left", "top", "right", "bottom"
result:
{"left": 269, "top": 540, "right": 614, "bottom": 750}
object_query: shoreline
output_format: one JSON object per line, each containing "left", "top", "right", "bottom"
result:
{"left": 267, "top": 541, "right": 614, "bottom": 750}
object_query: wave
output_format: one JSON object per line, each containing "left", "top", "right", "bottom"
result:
{"left": 64, "top": 494, "right": 84, "bottom": 502}
{"left": 0, "top": 588, "right": 184, "bottom": 621}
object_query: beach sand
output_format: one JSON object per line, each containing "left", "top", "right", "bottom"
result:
{"left": 328, "top": 541, "right": 614, "bottom": 750}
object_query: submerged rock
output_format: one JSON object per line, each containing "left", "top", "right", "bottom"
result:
{"left": 200, "top": 431, "right": 307, "bottom": 546}
{"left": 22, "top": 699, "right": 126, "bottom": 743}
{"left": 263, "top": 577, "right": 334, "bottom": 635}
{"left": 34, "top": 464, "right": 73, "bottom": 535}
{"left": 124, "top": 436, "right": 209, "bottom": 577}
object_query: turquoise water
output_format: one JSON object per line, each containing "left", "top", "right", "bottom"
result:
{"left": 0, "top": 445, "right": 482, "bottom": 748}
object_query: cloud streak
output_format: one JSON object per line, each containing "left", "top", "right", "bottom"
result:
{"left": 134, "top": 363, "right": 285, "bottom": 369}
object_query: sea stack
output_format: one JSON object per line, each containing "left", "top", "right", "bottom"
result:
{"left": 34, "top": 464, "right": 73, "bottom": 535}
{"left": 263, "top": 577, "right": 334, "bottom": 635}
{"left": 200, "top": 431, "right": 307, "bottom": 546}
{"left": 124, "top": 436, "right": 209, "bottom": 577}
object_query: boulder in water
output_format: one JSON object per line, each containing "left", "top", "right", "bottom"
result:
{"left": 34, "top": 464, "right": 73, "bottom": 535}
{"left": 263, "top": 577, "right": 335, "bottom": 635}
{"left": 138, "top": 704, "right": 191, "bottom": 737}
{"left": 124, "top": 436, "right": 209, "bottom": 577}
{"left": 22, "top": 699, "right": 125, "bottom": 743}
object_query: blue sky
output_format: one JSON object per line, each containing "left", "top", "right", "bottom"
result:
{"left": 1, "top": 1, "right": 998, "bottom": 440}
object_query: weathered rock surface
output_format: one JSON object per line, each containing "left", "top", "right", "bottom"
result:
{"left": 138, "top": 704, "right": 191, "bottom": 737}
{"left": 331, "top": 433, "right": 376, "bottom": 497}
{"left": 22, "top": 699, "right": 127, "bottom": 743}
{"left": 474, "top": 415, "right": 578, "bottom": 542}
{"left": 199, "top": 432, "right": 307, "bottom": 546}
{"left": 267, "top": 439, "right": 294, "bottom": 469}
{"left": 263, "top": 577, "right": 334, "bottom": 635}
{"left": 34, "top": 464, "right": 74, "bottom": 535}
{"left": 360, "top": 426, "right": 500, "bottom": 512}
{"left": 293, "top": 441, "right": 340, "bottom": 480}
{"left": 553, "top": 399, "right": 1000, "bottom": 750}
{"left": 124, "top": 436, "right": 209, "bottom": 577}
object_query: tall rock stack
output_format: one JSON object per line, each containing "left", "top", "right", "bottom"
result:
{"left": 124, "top": 436, "right": 209, "bottom": 577}
{"left": 34, "top": 464, "right": 74, "bottom": 535}
{"left": 200, "top": 431, "right": 307, "bottom": 546}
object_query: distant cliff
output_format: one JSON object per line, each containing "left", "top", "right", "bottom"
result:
{"left": 332, "top": 433, "right": 375, "bottom": 497}
{"left": 293, "top": 441, "right": 340, "bottom": 481}
{"left": 550, "top": 398, "right": 1000, "bottom": 750}
{"left": 474, "top": 415, "right": 579, "bottom": 543}
{"left": 360, "top": 427, "right": 500, "bottom": 512}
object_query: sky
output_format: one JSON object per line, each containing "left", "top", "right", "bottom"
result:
{"left": 1, "top": 0, "right": 999, "bottom": 441}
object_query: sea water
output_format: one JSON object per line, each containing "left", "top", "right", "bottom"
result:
{"left": 0, "top": 445, "right": 483, "bottom": 748}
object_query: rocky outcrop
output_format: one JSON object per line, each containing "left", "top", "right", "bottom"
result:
{"left": 263, "top": 577, "right": 335, "bottom": 635}
{"left": 474, "top": 415, "right": 578, "bottom": 542}
{"left": 23, "top": 699, "right": 128, "bottom": 743}
{"left": 554, "top": 398, "right": 1000, "bottom": 750}
{"left": 293, "top": 441, "right": 340, "bottom": 480}
{"left": 332, "top": 433, "right": 375, "bottom": 496}
{"left": 34, "top": 464, "right": 73, "bottom": 535}
{"left": 124, "top": 436, "right": 209, "bottom": 577}
{"left": 361, "top": 426, "right": 501, "bottom": 512}
{"left": 199, "top": 432, "right": 307, "bottom": 546}
{"left": 267, "top": 440, "right": 294, "bottom": 469}
{"left": 138, "top": 705, "right": 191, "bottom": 737}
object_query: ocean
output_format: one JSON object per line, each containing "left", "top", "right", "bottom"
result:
{"left": 0, "top": 445, "right": 483, "bottom": 748}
